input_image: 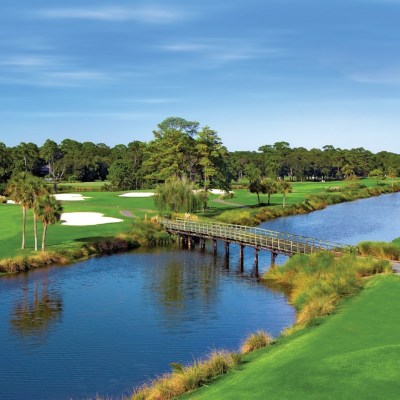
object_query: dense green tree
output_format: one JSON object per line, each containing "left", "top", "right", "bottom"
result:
{"left": 143, "top": 117, "right": 199, "bottom": 182}
{"left": 11, "top": 142, "right": 44, "bottom": 175}
{"left": 245, "top": 164, "right": 262, "bottom": 205}
{"left": 262, "top": 178, "right": 277, "bottom": 206}
{"left": 40, "top": 139, "right": 65, "bottom": 193}
{"left": 369, "top": 168, "right": 385, "bottom": 184}
{"left": 196, "top": 127, "right": 228, "bottom": 190}
{"left": 0, "top": 142, "right": 12, "bottom": 185}
{"left": 107, "top": 160, "right": 136, "bottom": 190}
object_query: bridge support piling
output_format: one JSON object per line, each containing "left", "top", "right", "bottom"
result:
{"left": 225, "top": 242, "right": 230, "bottom": 258}
{"left": 200, "top": 238, "right": 206, "bottom": 250}
{"left": 254, "top": 248, "right": 259, "bottom": 269}
{"left": 239, "top": 245, "right": 244, "bottom": 271}
{"left": 212, "top": 239, "right": 217, "bottom": 255}
{"left": 187, "top": 236, "right": 194, "bottom": 249}
{"left": 254, "top": 248, "right": 260, "bottom": 277}
{"left": 271, "top": 252, "right": 278, "bottom": 267}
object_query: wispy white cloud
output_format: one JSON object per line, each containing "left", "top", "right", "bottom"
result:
{"left": 159, "top": 38, "right": 282, "bottom": 65}
{"left": 0, "top": 55, "right": 58, "bottom": 67}
{"left": 0, "top": 111, "right": 155, "bottom": 120}
{"left": 349, "top": 69, "right": 400, "bottom": 85}
{"left": 37, "top": 6, "right": 185, "bottom": 24}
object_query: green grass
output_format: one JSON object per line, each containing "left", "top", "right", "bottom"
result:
{"left": 0, "top": 191, "right": 158, "bottom": 258}
{"left": 181, "top": 274, "right": 400, "bottom": 400}
{"left": 214, "top": 178, "right": 389, "bottom": 209}
{"left": 0, "top": 178, "right": 398, "bottom": 260}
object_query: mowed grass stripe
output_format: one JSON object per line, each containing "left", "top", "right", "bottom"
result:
{"left": 182, "top": 275, "right": 400, "bottom": 400}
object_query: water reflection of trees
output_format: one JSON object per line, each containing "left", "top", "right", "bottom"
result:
{"left": 11, "top": 279, "right": 62, "bottom": 338}
{"left": 152, "top": 257, "right": 220, "bottom": 313}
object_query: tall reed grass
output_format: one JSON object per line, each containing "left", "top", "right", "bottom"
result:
{"left": 130, "top": 351, "right": 242, "bottom": 400}
{"left": 264, "top": 252, "right": 391, "bottom": 329}
{"left": 358, "top": 241, "right": 400, "bottom": 261}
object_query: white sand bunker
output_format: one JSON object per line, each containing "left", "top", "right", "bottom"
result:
{"left": 54, "top": 194, "right": 91, "bottom": 201}
{"left": 209, "top": 189, "right": 234, "bottom": 195}
{"left": 61, "top": 212, "right": 123, "bottom": 226}
{"left": 119, "top": 192, "right": 155, "bottom": 198}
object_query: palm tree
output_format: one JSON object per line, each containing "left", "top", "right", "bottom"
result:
{"left": 278, "top": 180, "right": 292, "bottom": 207}
{"left": 35, "top": 194, "right": 63, "bottom": 252}
{"left": 6, "top": 173, "right": 35, "bottom": 250}
{"left": 29, "top": 177, "right": 49, "bottom": 251}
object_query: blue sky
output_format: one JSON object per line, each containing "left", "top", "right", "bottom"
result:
{"left": 1, "top": 0, "right": 400, "bottom": 152}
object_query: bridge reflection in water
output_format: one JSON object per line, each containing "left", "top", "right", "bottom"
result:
{"left": 161, "top": 218, "right": 357, "bottom": 273}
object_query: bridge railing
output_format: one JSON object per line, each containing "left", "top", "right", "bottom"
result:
{"left": 160, "top": 218, "right": 357, "bottom": 255}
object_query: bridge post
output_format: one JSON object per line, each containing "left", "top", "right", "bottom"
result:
{"left": 254, "top": 248, "right": 260, "bottom": 277}
{"left": 239, "top": 245, "right": 244, "bottom": 271}
{"left": 271, "top": 251, "right": 278, "bottom": 266}
{"left": 225, "top": 242, "right": 230, "bottom": 258}
{"left": 188, "top": 236, "right": 194, "bottom": 249}
{"left": 213, "top": 239, "right": 217, "bottom": 255}
{"left": 200, "top": 238, "right": 206, "bottom": 250}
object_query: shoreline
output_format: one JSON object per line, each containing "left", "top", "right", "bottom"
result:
{"left": 1, "top": 185, "right": 400, "bottom": 276}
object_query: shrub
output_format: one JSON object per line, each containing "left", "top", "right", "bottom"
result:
{"left": 264, "top": 252, "right": 390, "bottom": 327}
{"left": 0, "top": 195, "right": 6, "bottom": 203}
{"left": 358, "top": 241, "right": 400, "bottom": 261}
{"left": 241, "top": 330, "right": 273, "bottom": 353}
{"left": 130, "top": 350, "right": 242, "bottom": 400}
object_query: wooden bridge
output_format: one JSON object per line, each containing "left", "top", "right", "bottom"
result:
{"left": 161, "top": 218, "right": 358, "bottom": 268}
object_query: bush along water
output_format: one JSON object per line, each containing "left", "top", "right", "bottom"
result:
{"left": 358, "top": 241, "right": 400, "bottom": 261}
{"left": 0, "top": 219, "right": 171, "bottom": 275}
{"left": 128, "top": 330, "right": 273, "bottom": 400}
{"left": 263, "top": 252, "right": 392, "bottom": 333}
{"left": 0, "top": 237, "right": 140, "bottom": 274}
{"left": 215, "top": 183, "right": 400, "bottom": 226}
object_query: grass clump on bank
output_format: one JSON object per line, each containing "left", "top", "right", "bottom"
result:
{"left": 358, "top": 241, "right": 400, "bottom": 261}
{"left": 240, "top": 331, "right": 273, "bottom": 354}
{"left": 130, "top": 351, "right": 243, "bottom": 400}
{"left": 127, "top": 330, "right": 273, "bottom": 400}
{"left": 264, "top": 252, "right": 391, "bottom": 330}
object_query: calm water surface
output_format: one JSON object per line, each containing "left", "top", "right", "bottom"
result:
{"left": 0, "top": 248, "right": 293, "bottom": 400}
{"left": 1, "top": 192, "right": 399, "bottom": 400}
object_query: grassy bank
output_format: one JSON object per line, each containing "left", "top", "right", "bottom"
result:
{"left": 181, "top": 274, "right": 400, "bottom": 400}
{"left": 124, "top": 253, "right": 391, "bottom": 400}
{"left": 212, "top": 181, "right": 400, "bottom": 226}
{"left": 0, "top": 218, "right": 170, "bottom": 275}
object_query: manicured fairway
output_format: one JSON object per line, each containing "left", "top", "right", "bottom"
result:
{"left": 0, "top": 191, "right": 158, "bottom": 258}
{"left": 182, "top": 275, "right": 400, "bottom": 400}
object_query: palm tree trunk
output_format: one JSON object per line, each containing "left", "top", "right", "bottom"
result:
{"left": 41, "top": 224, "right": 47, "bottom": 252}
{"left": 267, "top": 194, "right": 271, "bottom": 206}
{"left": 33, "top": 212, "right": 38, "bottom": 251}
{"left": 22, "top": 206, "right": 26, "bottom": 249}
{"left": 283, "top": 193, "right": 286, "bottom": 207}
{"left": 257, "top": 192, "right": 260, "bottom": 205}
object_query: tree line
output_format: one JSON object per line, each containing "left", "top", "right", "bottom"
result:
{"left": 1, "top": 117, "right": 400, "bottom": 194}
